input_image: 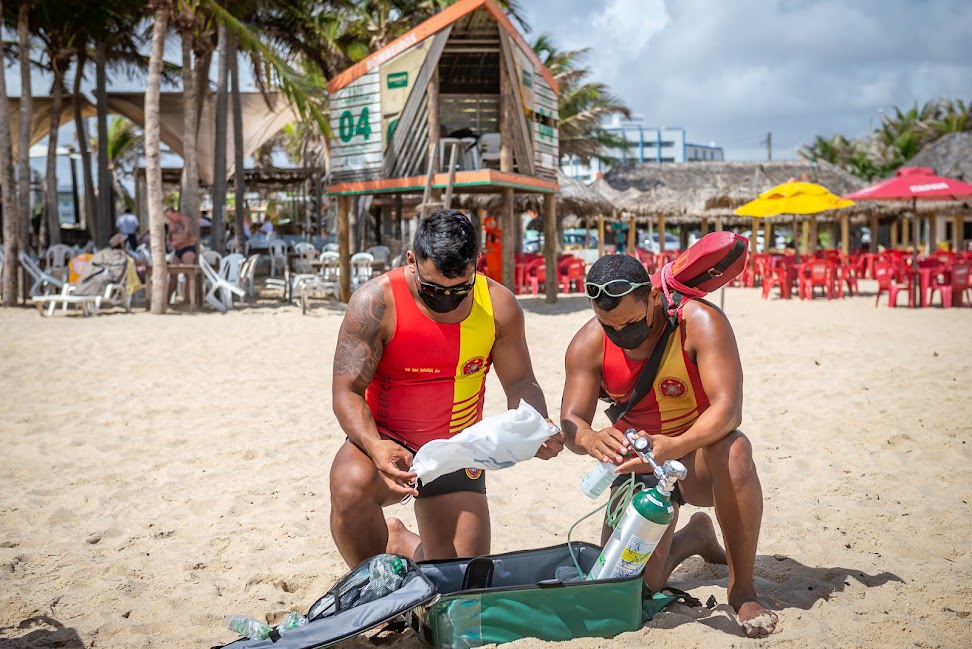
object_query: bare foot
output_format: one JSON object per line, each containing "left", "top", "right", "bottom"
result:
{"left": 731, "top": 597, "right": 779, "bottom": 638}
{"left": 683, "top": 512, "right": 728, "bottom": 565}
{"left": 385, "top": 517, "right": 422, "bottom": 559}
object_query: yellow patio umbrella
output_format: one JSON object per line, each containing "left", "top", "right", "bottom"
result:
{"left": 735, "top": 181, "right": 854, "bottom": 216}
{"left": 735, "top": 181, "right": 855, "bottom": 260}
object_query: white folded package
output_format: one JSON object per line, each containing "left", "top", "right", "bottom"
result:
{"left": 410, "top": 400, "right": 557, "bottom": 484}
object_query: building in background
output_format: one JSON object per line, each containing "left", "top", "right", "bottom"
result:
{"left": 562, "top": 114, "right": 724, "bottom": 182}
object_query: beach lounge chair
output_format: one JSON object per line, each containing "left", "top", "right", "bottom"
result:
{"left": 20, "top": 251, "right": 67, "bottom": 297}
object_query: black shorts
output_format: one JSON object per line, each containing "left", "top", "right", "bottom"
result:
{"left": 174, "top": 244, "right": 197, "bottom": 258}
{"left": 417, "top": 467, "right": 487, "bottom": 499}
{"left": 611, "top": 472, "right": 685, "bottom": 506}
{"left": 363, "top": 436, "right": 488, "bottom": 499}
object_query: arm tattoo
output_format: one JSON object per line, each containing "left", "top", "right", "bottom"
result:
{"left": 334, "top": 282, "right": 386, "bottom": 389}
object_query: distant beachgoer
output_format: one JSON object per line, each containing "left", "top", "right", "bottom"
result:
{"left": 328, "top": 209, "right": 564, "bottom": 567}
{"left": 165, "top": 207, "right": 197, "bottom": 265}
{"left": 116, "top": 208, "right": 140, "bottom": 251}
{"left": 560, "top": 253, "right": 778, "bottom": 638}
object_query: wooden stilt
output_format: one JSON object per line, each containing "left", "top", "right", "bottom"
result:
{"left": 627, "top": 215, "right": 636, "bottom": 253}
{"left": 840, "top": 214, "right": 850, "bottom": 256}
{"left": 338, "top": 195, "right": 351, "bottom": 303}
{"left": 544, "top": 193, "right": 557, "bottom": 304}
{"left": 597, "top": 214, "right": 605, "bottom": 257}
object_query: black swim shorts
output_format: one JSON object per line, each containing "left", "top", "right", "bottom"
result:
{"left": 376, "top": 436, "right": 488, "bottom": 499}
{"left": 611, "top": 472, "right": 685, "bottom": 506}
{"left": 417, "top": 467, "right": 487, "bottom": 499}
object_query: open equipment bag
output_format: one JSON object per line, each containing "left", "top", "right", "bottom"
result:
{"left": 214, "top": 543, "right": 692, "bottom": 649}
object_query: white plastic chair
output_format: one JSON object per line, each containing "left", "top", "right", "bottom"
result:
{"left": 477, "top": 132, "right": 501, "bottom": 168}
{"left": 238, "top": 254, "right": 260, "bottom": 299}
{"left": 323, "top": 242, "right": 339, "bottom": 253}
{"left": 219, "top": 253, "right": 245, "bottom": 285}
{"left": 293, "top": 241, "right": 316, "bottom": 255}
{"left": 366, "top": 245, "right": 391, "bottom": 265}
{"left": 350, "top": 252, "right": 375, "bottom": 290}
{"left": 20, "top": 251, "right": 67, "bottom": 296}
{"left": 202, "top": 249, "right": 223, "bottom": 271}
{"left": 200, "top": 255, "right": 245, "bottom": 313}
{"left": 269, "top": 239, "right": 288, "bottom": 277}
{"left": 45, "top": 244, "right": 73, "bottom": 280}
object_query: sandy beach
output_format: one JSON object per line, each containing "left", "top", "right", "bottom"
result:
{"left": 1, "top": 283, "right": 970, "bottom": 649}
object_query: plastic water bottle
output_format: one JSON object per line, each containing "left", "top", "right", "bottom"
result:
{"left": 277, "top": 611, "right": 308, "bottom": 633}
{"left": 225, "top": 615, "right": 271, "bottom": 640}
{"left": 359, "top": 554, "right": 407, "bottom": 602}
{"left": 225, "top": 612, "right": 308, "bottom": 640}
{"left": 580, "top": 461, "right": 617, "bottom": 498}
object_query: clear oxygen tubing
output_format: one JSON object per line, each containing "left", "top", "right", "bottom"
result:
{"left": 566, "top": 472, "right": 644, "bottom": 579}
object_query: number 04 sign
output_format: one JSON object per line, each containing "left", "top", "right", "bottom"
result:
{"left": 338, "top": 107, "right": 373, "bottom": 143}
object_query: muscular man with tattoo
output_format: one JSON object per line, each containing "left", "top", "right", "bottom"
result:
{"left": 330, "top": 209, "right": 565, "bottom": 566}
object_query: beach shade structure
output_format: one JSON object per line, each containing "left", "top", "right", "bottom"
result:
{"left": 735, "top": 181, "right": 855, "bottom": 262}
{"left": 844, "top": 167, "right": 972, "bottom": 304}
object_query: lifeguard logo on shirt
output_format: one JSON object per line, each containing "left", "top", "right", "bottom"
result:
{"left": 461, "top": 356, "right": 486, "bottom": 375}
{"left": 465, "top": 468, "right": 483, "bottom": 480}
{"left": 659, "top": 376, "right": 688, "bottom": 398}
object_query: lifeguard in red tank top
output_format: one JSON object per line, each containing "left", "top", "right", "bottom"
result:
{"left": 365, "top": 267, "right": 496, "bottom": 450}
{"left": 601, "top": 324, "right": 709, "bottom": 436}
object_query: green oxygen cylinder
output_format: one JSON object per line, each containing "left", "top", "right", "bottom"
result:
{"left": 586, "top": 431, "right": 687, "bottom": 580}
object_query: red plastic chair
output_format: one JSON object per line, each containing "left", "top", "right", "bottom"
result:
{"left": 799, "top": 260, "right": 836, "bottom": 300}
{"left": 525, "top": 258, "right": 546, "bottom": 296}
{"left": 836, "top": 261, "right": 859, "bottom": 298}
{"left": 760, "top": 259, "right": 791, "bottom": 300}
{"left": 559, "top": 258, "right": 586, "bottom": 293}
{"left": 874, "top": 261, "right": 913, "bottom": 308}
{"left": 928, "top": 262, "right": 970, "bottom": 308}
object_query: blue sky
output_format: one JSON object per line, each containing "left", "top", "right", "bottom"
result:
{"left": 517, "top": 0, "right": 972, "bottom": 160}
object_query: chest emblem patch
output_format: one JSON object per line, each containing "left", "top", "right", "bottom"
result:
{"left": 659, "top": 376, "right": 688, "bottom": 398}
{"left": 461, "top": 356, "right": 486, "bottom": 375}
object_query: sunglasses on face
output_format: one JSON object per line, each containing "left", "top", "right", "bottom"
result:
{"left": 584, "top": 279, "right": 652, "bottom": 299}
{"left": 414, "top": 265, "right": 476, "bottom": 296}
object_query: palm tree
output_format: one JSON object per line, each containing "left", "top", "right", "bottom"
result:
{"left": 175, "top": 0, "right": 202, "bottom": 241}
{"left": 17, "top": 0, "right": 33, "bottom": 251}
{"left": 532, "top": 34, "right": 629, "bottom": 161}
{"left": 107, "top": 116, "right": 142, "bottom": 210}
{"left": 209, "top": 22, "right": 229, "bottom": 252}
{"left": 1, "top": 1, "right": 21, "bottom": 305}
{"left": 146, "top": 0, "right": 171, "bottom": 314}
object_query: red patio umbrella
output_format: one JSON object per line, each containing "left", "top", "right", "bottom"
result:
{"left": 844, "top": 167, "right": 972, "bottom": 303}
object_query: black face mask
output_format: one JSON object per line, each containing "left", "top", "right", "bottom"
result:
{"left": 418, "top": 290, "right": 468, "bottom": 313}
{"left": 602, "top": 316, "right": 652, "bottom": 349}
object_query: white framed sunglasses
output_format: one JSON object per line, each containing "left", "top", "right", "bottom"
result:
{"left": 584, "top": 279, "right": 652, "bottom": 299}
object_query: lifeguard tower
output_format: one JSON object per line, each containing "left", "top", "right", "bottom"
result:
{"left": 327, "top": 0, "right": 561, "bottom": 301}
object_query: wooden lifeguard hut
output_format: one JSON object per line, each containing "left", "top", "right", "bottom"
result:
{"left": 327, "top": 0, "right": 561, "bottom": 302}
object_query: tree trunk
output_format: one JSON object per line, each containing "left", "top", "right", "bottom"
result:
{"left": 210, "top": 23, "right": 229, "bottom": 253}
{"left": 230, "top": 34, "right": 245, "bottom": 254}
{"left": 180, "top": 27, "right": 200, "bottom": 242}
{"left": 0, "top": 0, "right": 20, "bottom": 305}
{"left": 43, "top": 65, "right": 65, "bottom": 247}
{"left": 146, "top": 5, "right": 170, "bottom": 314}
{"left": 96, "top": 41, "right": 112, "bottom": 248}
{"left": 72, "top": 51, "right": 98, "bottom": 243}
{"left": 17, "top": 1, "right": 32, "bottom": 252}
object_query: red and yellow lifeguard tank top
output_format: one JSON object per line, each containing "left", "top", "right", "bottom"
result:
{"left": 601, "top": 325, "right": 709, "bottom": 436}
{"left": 365, "top": 267, "right": 495, "bottom": 450}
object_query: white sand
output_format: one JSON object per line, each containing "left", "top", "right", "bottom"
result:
{"left": 1, "top": 283, "right": 970, "bottom": 649}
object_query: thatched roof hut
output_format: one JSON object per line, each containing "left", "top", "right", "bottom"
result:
{"left": 602, "top": 160, "right": 869, "bottom": 224}
{"left": 907, "top": 132, "right": 972, "bottom": 181}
